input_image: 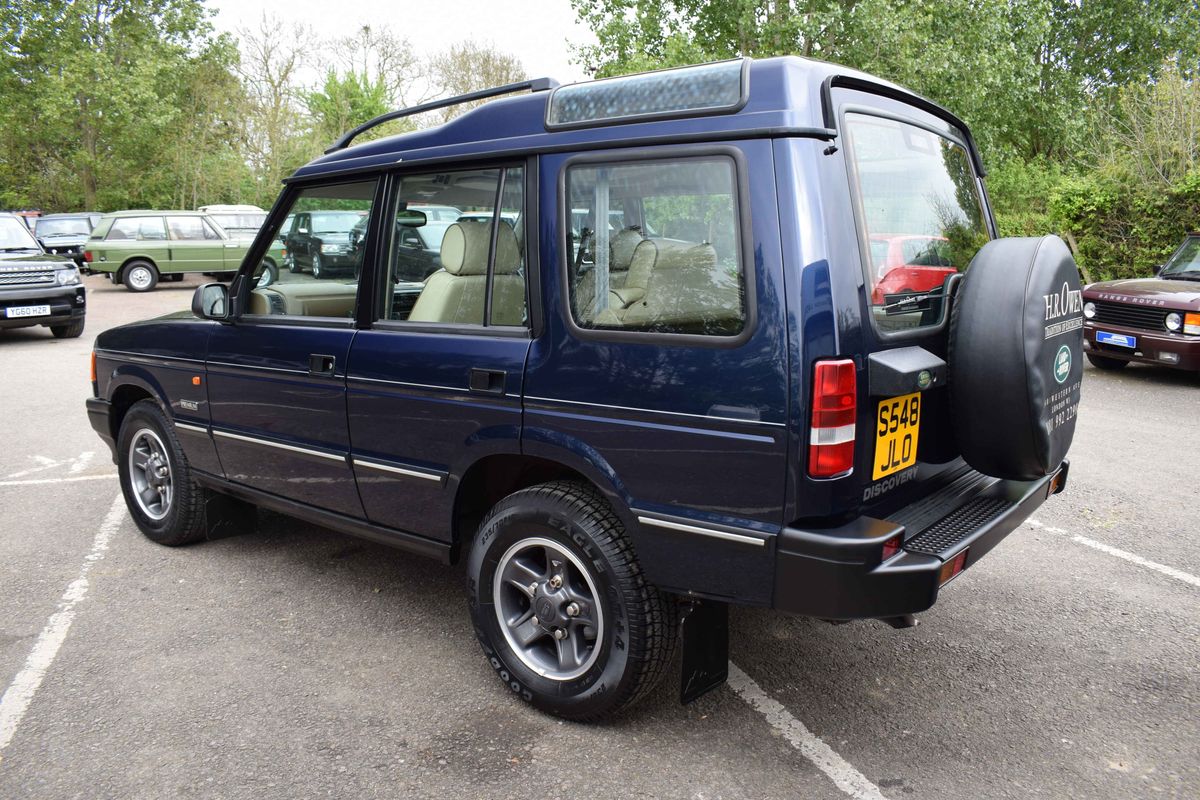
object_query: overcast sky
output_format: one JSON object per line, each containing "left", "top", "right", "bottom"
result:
{"left": 207, "top": 0, "right": 597, "bottom": 85}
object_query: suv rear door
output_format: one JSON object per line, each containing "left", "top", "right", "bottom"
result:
{"left": 345, "top": 164, "right": 530, "bottom": 542}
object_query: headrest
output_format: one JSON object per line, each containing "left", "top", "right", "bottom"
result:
{"left": 439, "top": 219, "right": 521, "bottom": 276}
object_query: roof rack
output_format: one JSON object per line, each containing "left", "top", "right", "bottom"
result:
{"left": 325, "top": 77, "right": 561, "bottom": 154}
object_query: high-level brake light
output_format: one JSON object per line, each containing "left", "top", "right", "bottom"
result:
{"left": 808, "top": 358, "right": 857, "bottom": 478}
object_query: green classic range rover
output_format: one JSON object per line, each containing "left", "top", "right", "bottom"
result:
{"left": 83, "top": 210, "right": 279, "bottom": 292}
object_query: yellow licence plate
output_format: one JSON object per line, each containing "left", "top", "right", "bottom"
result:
{"left": 873, "top": 392, "right": 920, "bottom": 480}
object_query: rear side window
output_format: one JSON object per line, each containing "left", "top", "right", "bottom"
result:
{"left": 566, "top": 157, "right": 745, "bottom": 337}
{"left": 845, "top": 113, "right": 989, "bottom": 333}
{"left": 106, "top": 216, "right": 167, "bottom": 241}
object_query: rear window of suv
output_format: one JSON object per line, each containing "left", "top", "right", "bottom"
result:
{"left": 845, "top": 113, "right": 989, "bottom": 333}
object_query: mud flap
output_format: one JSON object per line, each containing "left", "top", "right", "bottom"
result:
{"left": 679, "top": 600, "right": 729, "bottom": 704}
{"left": 203, "top": 489, "right": 256, "bottom": 540}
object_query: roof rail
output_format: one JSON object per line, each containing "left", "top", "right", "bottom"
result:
{"left": 324, "top": 77, "right": 561, "bottom": 154}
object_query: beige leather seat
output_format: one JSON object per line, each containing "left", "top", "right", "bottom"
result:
{"left": 609, "top": 239, "right": 740, "bottom": 333}
{"left": 408, "top": 219, "right": 524, "bottom": 325}
{"left": 572, "top": 226, "right": 644, "bottom": 317}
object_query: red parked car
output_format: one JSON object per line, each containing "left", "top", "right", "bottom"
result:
{"left": 869, "top": 234, "right": 956, "bottom": 305}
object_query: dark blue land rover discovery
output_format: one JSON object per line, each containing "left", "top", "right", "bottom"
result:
{"left": 85, "top": 58, "right": 1084, "bottom": 720}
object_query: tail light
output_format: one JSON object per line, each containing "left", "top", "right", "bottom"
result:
{"left": 808, "top": 358, "right": 857, "bottom": 478}
{"left": 83, "top": 250, "right": 93, "bottom": 262}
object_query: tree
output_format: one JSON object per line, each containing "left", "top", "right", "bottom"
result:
{"left": 306, "top": 69, "right": 391, "bottom": 148}
{"left": 428, "top": 40, "right": 526, "bottom": 123}
{"left": 0, "top": 0, "right": 240, "bottom": 210}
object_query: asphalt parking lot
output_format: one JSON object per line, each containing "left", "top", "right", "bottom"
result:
{"left": 0, "top": 274, "right": 1196, "bottom": 799}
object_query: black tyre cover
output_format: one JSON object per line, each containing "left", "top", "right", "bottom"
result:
{"left": 949, "top": 236, "right": 1084, "bottom": 480}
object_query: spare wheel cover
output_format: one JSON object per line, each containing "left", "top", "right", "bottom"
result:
{"left": 949, "top": 236, "right": 1084, "bottom": 480}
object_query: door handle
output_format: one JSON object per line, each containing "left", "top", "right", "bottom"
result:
{"left": 309, "top": 354, "right": 336, "bottom": 376}
{"left": 469, "top": 368, "right": 506, "bottom": 394}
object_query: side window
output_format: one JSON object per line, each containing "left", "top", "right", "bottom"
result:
{"left": 107, "top": 216, "right": 167, "bottom": 241}
{"left": 382, "top": 165, "right": 526, "bottom": 327}
{"left": 566, "top": 157, "right": 745, "bottom": 337}
{"left": 246, "top": 180, "right": 377, "bottom": 319}
{"left": 201, "top": 219, "right": 223, "bottom": 240}
{"left": 166, "top": 217, "right": 207, "bottom": 241}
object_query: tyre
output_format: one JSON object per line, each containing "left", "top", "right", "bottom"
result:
{"left": 50, "top": 318, "right": 85, "bottom": 339}
{"left": 116, "top": 399, "right": 206, "bottom": 546}
{"left": 467, "top": 481, "right": 677, "bottom": 721}
{"left": 166, "top": 273, "right": 184, "bottom": 283}
{"left": 949, "top": 236, "right": 1084, "bottom": 480}
{"left": 286, "top": 253, "right": 299, "bottom": 273}
{"left": 1086, "top": 353, "right": 1127, "bottom": 371}
{"left": 311, "top": 251, "right": 324, "bottom": 279}
{"left": 123, "top": 260, "right": 158, "bottom": 293}
{"left": 256, "top": 260, "right": 279, "bottom": 289}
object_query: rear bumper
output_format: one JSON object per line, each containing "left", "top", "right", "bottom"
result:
{"left": 773, "top": 460, "right": 1069, "bottom": 620}
{"left": 0, "top": 285, "right": 86, "bottom": 329}
{"left": 1084, "top": 321, "right": 1200, "bottom": 371}
{"left": 86, "top": 396, "right": 117, "bottom": 461}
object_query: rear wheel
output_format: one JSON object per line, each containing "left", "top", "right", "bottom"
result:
{"left": 467, "top": 481, "right": 677, "bottom": 721}
{"left": 117, "top": 400, "right": 206, "bottom": 546}
{"left": 256, "top": 259, "right": 279, "bottom": 288}
{"left": 50, "top": 319, "right": 85, "bottom": 339}
{"left": 123, "top": 261, "right": 158, "bottom": 292}
{"left": 1086, "top": 353, "right": 1127, "bottom": 371}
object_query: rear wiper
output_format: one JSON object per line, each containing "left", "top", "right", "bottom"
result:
{"left": 881, "top": 290, "right": 944, "bottom": 311}
{"left": 0, "top": 247, "right": 38, "bottom": 252}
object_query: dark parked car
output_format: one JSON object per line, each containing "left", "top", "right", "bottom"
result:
{"left": 1081, "top": 232, "right": 1200, "bottom": 372}
{"left": 0, "top": 212, "right": 86, "bottom": 338}
{"left": 86, "top": 58, "right": 1082, "bottom": 720}
{"left": 33, "top": 212, "right": 102, "bottom": 266}
{"left": 282, "top": 210, "right": 367, "bottom": 278}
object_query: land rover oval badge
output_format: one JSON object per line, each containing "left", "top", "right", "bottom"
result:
{"left": 1054, "top": 344, "right": 1072, "bottom": 384}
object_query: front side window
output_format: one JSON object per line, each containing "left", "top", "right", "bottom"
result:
{"left": 845, "top": 113, "right": 990, "bottom": 332}
{"left": 382, "top": 165, "right": 526, "bottom": 327}
{"left": 106, "top": 216, "right": 167, "bottom": 241}
{"left": 566, "top": 157, "right": 745, "bottom": 337}
{"left": 246, "top": 180, "right": 377, "bottom": 319}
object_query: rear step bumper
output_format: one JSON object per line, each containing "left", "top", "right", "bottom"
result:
{"left": 773, "top": 460, "right": 1069, "bottom": 620}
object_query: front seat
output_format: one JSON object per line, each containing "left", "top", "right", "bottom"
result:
{"left": 408, "top": 219, "right": 524, "bottom": 325}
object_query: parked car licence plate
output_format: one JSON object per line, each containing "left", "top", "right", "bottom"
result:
{"left": 874, "top": 392, "right": 920, "bottom": 480}
{"left": 5, "top": 304, "right": 51, "bottom": 318}
{"left": 1095, "top": 330, "right": 1135, "bottom": 348}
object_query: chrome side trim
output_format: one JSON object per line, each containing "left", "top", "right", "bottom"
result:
{"left": 525, "top": 395, "right": 785, "bottom": 428}
{"left": 212, "top": 429, "right": 346, "bottom": 462}
{"left": 636, "top": 515, "right": 767, "bottom": 547}
{"left": 174, "top": 422, "right": 209, "bottom": 435}
{"left": 351, "top": 458, "right": 445, "bottom": 483}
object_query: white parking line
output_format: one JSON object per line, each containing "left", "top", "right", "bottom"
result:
{"left": 0, "top": 494, "right": 126, "bottom": 757}
{"left": 1029, "top": 519, "right": 1200, "bottom": 588}
{"left": 727, "top": 662, "right": 889, "bottom": 800}
{"left": 0, "top": 474, "right": 115, "bottom": 488}
{"left": 2, "top": 458, "right": 63, "bottom": 480}
{"left": 69, "top": 452, "right": 94, "bottom": 475}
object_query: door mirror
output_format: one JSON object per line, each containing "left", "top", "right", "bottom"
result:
{"left": 297, "top": 227, "right": 309, "bottom": 235}
{"left": 192, "top": 282, "right": 228, "bottom": 320}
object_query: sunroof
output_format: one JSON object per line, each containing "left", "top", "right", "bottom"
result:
{"left": 546, "top": 59, "right": 748, "bottom": 129}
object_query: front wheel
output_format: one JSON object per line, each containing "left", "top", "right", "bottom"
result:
{"left": 50, "top": 319, "right": 85, "bottom": 339}
{"left": 116, "top": 400, "right": 207, "bottom": 546}
{"left": 311, "top": 251, "right": 324, "bottom": 279}
{"left": 1087, "top": 353, "right": 1128, "bottom": 371}
{"left": 467, "top": 481, "right": 677, "bottom": 721}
